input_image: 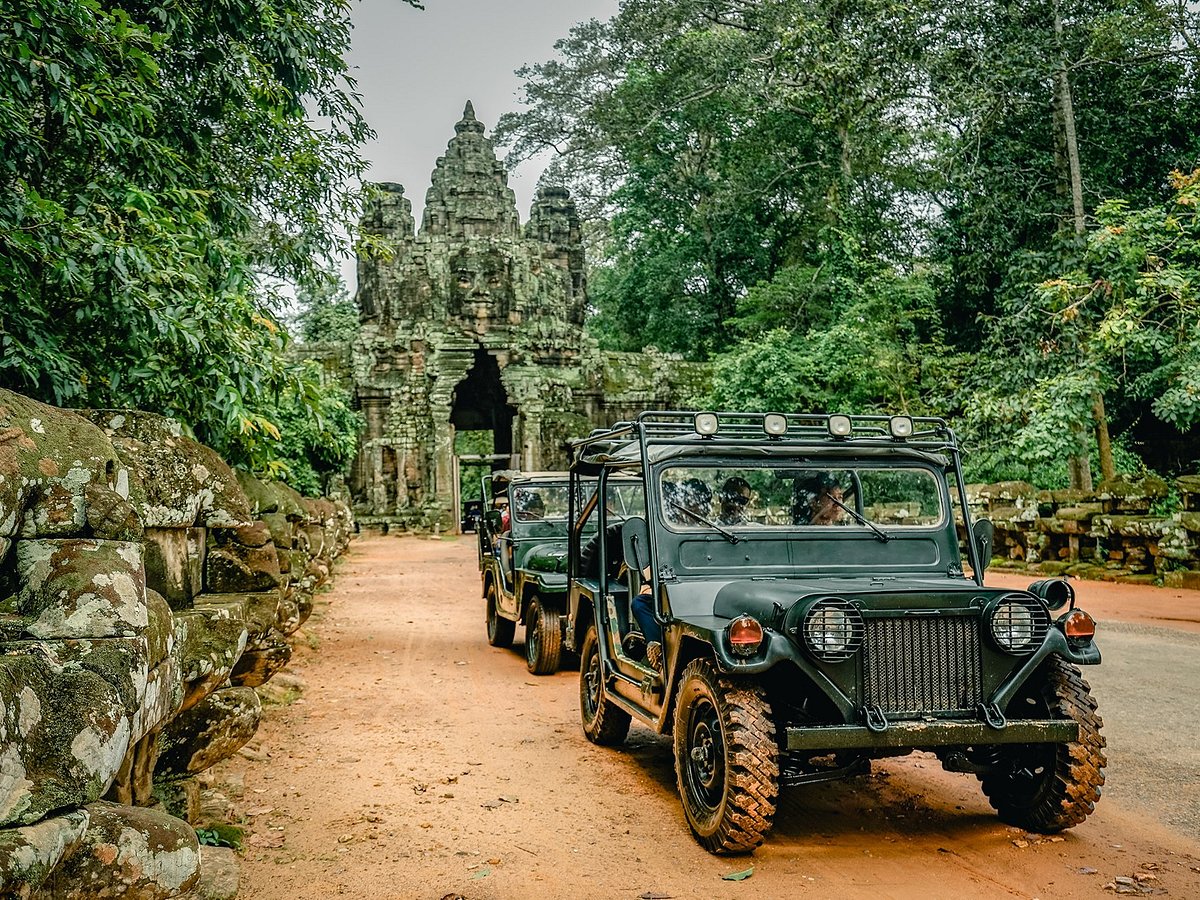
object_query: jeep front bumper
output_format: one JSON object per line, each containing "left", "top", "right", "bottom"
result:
{"left": 786, "top": 718, "right": 1079, "bottom": 751}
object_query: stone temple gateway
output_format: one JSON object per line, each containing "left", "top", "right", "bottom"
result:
{"left": 350, "top": 103, "right": 707, "bottom": 529}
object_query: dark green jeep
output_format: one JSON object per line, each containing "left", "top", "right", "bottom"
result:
{"left": 478, "top": 471, "right": 577, "bottom": 674}
{"left": 565, "top": 411, "right": 1105, "bottom": 854}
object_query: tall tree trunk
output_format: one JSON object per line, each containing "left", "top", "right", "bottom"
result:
{"left": 1053, "top": 0, "right": 1102, "bottom": 490}
{"left": 1093, "top": 390, "right": 1116, "bottom": 482}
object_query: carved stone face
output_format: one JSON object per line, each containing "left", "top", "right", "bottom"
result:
{"left": 449, "top": 248, "right": 513, "bottom": 324}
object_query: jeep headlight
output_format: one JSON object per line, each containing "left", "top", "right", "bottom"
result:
{"left": 801, "top": 598, "right": 863, "bottom": 662}
{"left": 987, "top": 594, "right": 1050, "bottom": 655}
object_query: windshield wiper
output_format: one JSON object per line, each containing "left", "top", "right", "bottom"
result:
{"left": 827, "top": 495, "right": 892, "bottom": 543}
{"left": 669, "top": 501, "right": 742, "bottom": 545}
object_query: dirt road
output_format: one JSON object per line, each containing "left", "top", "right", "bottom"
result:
{"left": 211, "top": 534, "right": 1200, "bottom": 899}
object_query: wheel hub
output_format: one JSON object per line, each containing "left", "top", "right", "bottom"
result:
{"left": 686, "top": 700, "right": 724, "bottom": 808}
{"left": 585, "top": 655, "right": 601, "bottom": 712}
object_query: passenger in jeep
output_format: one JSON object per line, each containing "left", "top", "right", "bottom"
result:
{"left": 793, "top": 473, "right": 848, "bottom": 526}
{"left": 716, "top": 476, "right": 754, "bottom": 525}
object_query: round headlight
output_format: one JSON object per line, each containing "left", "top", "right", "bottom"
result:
{"left": 801, "top": 598, "right": 863, "bottom": 662}
{"left": 988, "top": 594, "right": 1050, "bottom": 654}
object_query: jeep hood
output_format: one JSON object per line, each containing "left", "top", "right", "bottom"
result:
{"left": 523, "top": 542, "right": 569, "bottom": 575}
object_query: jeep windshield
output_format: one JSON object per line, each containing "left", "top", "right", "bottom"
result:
{"left": 658, "top": 464, "right": 945, "bottom": 532}
{"left": 512, "top": 480, "right": 612, "bottom": 537}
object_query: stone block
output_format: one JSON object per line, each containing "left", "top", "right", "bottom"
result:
{"left": 171, "top": 608, "right": 247, "bottom": 714}
{"left": 143, "top": 527, "right": 205, "bottom": 610}
{"left": 156, "top": 688, "right": 262, "bottom": 778}
{"left": 0, "top": 808, "right": 89, "bottom": 897}
{"left": 43, "top": 801, "right": 200, "bottom": 900}
{"left": 203, "top": 546, "right": 280, "bottom": 594}
{"left": 260, "top": 513, "right": 294, "bottom": 555}
{"left": 0, "top": 638, "right": 147, "bottom": 828}
{"left": 274, "top": 594, "right": 301, "bottom": 636}
{"left": 134, "top": 656, "right": 182, "bottom": 742}
{"left": 84, "top": 483, "right": 143, "bottom": 542}
{"left": 84, "top": 410, "right": 252, "bottom": 529}
{"left": 193, "top": 590, "right": 279, "bottom": 643}
{"left": 1163, "top": 570, "right": 1200, "bottom": 590}
{"left": 19, "top": 482, "right": 84, "bottom": 538}
{"left": 15, "top": 539, "right": 147, "bottom": 639}
{"left": 152, "top": 778, "right": 201, "bottom": 826}
{"left": 182, "top": 845, "right": 239, "bottom": 900}
{"left": 229, "top": 640, "right": 291, "bottom": 689}
{"left": 144, "top": 590, "right": 173, "bottom": 669}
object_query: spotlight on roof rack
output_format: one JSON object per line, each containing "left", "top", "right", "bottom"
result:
{"left": 694, "top": 412, "right": 719, "bottom": 436}
{"left": 828, "top": 415, "right": 852, "bottom": 438}
{"left": 763, "top": 413, "right": 788, "bottom": 437}
{"left": 888, "top": 415, "right": 915, "bottom": 439}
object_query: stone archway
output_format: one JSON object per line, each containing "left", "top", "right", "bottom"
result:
{"left": 450, "top": 348, "right": 516, "bottom": 458}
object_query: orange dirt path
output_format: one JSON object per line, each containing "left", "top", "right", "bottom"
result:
{"left": 209, "top": 534, "right": 1200, "bottom": 899}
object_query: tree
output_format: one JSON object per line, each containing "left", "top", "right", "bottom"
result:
{"left": 293, "top": 270, "right": 359, "bottom": 344}
{"left": 926, "top": 0, "right": 1200, "bottom": 485}
{"left": 268, "top": 362, "right": 362, "bottom": 495}
{"left": 0, "top": 0, "right": 416, "bottom": 465}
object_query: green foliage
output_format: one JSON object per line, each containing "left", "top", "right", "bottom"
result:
{"left": 0, "top": 0, "right": 413, "bottom": 465}
{"left": 293, "top": 269, "right": 359, "bottom": 344}
{"left": 503, "top": 0, "right": 1200, "bottom": 484}
{"left": 266, "top": 363, "right": 362, "bottom": 495}
{"left": 711, "top": 236, "right": 960, "bottom": 416}
{"left": 1041, "top": 171, "right": 1200, "bottom": 430}
{"left": 455, "top": 430, "right": 494, "bottom": 508}
{"left": 195, "top": 824, "right": 244, "bottom": 850}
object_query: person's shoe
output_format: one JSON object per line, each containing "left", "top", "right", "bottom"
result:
{"left": 646, "top": 641, "right": 663, "bottom": 672}
{"left": 622, "top": 631, "right": 646, "bottom": 659}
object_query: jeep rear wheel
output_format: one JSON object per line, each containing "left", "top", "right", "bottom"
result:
{"left": 485, "top": 582, "right": 515, "bottom": 648}
{"left": 673, "top": 659, "right": 779, "bottom": 854}
{"left": 579, "top": 624, "right": 630, "bottom": 745}
{"left": 525, "top": 595, "right": 562, "bottom": 675}
{"left": 979, "top": 657, "right": 1106, "bottom": 832}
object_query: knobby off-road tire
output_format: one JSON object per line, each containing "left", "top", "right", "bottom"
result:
{"left": 579, "top": 624, "right": 631, "bottom": 745}
{"left": 525, "top": 595, "right": 562, "bottom": 675}
{"left": 979, "top": 656, "right": 1106, "bottom": 832}
{"left": 485, "top": 581, "right": 515, "bottom": 648}
{"left": 673, "top": 659, "right": 779, "bottom": 854}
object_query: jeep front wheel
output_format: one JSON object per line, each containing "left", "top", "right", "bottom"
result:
{"left": 525, "top": 595, "right": 562, "bottom": 675}
{"left": 673, "top": 659, "right": 779, "bottom": 854}
{"left": 579, "top": 623, "right": 630, "bottom": 745}
{"left": 485, "top": 582, "right": 515, "bottom": 648}
{"left": 979, "top": 657, "right": 1106, "bottom": 832}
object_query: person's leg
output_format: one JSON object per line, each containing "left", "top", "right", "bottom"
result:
{"left": 631, "top": 591, "right": 662, "bottom": 645}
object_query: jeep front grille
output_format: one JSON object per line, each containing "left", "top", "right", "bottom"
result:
{"left": 863, "top": 616, "right": 983, "bottom": 717}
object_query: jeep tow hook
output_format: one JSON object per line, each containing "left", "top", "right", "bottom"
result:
{"left": 863, "top": 704, "right": 889, "bottom": 733}
{"left": 978, "top": 702, "right": 1007, "bottom": 730}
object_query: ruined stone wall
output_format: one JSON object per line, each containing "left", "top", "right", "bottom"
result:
{"left": 350, "top": 103, "right": 710, "bottom": 531}
{"left": 967, "top": 475, "right": 1200, "bottom": 587}
{"left": 0, "top": 390, "right": 353, "bottom": 899}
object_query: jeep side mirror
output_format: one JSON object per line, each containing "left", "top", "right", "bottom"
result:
{"left": 972, "top": 518, "right": 994, "bottom": 572}
{"left": 621, "top": 516, "right": 651, "bottom": 574}
{"left": 485, "top": 509, "right": 503, "bottom": 533}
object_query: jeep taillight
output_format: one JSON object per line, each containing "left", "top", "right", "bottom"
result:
{"left": 1062, "top": 609, "right": 1096, "bottom": 641}
{"left": 727, "top": 615, "right": 764, "bottom": 656}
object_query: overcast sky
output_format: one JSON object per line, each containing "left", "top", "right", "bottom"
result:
{"left": 342, "top": 0, "right": 619, "bottom": 284}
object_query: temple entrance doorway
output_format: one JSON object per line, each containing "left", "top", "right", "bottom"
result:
{"left": 449, "top": 348, "right": 517, "bottom": 532}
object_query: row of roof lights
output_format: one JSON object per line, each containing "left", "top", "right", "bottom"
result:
{"left": 693, "top": 413, "right": 916, "bottom": 440}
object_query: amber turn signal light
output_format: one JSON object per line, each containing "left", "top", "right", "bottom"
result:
{"left": 1062, "top": 609, "right": 1096, "bottom": 640}
{"left": 728, "top": 615, "right": 764, "bottom": 656}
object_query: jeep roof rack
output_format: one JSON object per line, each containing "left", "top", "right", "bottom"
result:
{"left": 569, "top": 411, "right": 958, "bottom": 463}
